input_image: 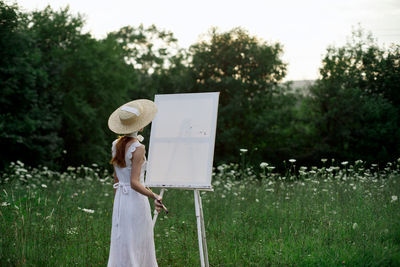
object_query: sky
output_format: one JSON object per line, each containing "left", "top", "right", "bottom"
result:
{"left": 15, "top": 0, "right": 400, "bottom": 81}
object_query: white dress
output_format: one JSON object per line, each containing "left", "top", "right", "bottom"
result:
{"left": 107, "top": 139, "right": 158, "bottom": 267}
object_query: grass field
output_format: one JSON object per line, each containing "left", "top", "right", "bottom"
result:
{"left": 1, "top": 158, "right": 400, "bottom": 266}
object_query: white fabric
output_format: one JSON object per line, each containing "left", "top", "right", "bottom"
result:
{"left": 126, "top": 131, "right": 139, "bottom": 138}
{"left": 121, "top": 106, "right": 141, "bottom": 116}
{"left": 108, "top": 139, "right": 158, "bottom": 267}
{"left": 126, "top": 132, "right": 144, "bottom": 142}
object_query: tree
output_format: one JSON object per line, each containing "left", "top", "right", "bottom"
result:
{"left": 188, "top": 27, "right": 287, "bottom": 163}
{"left": 0, "top": 1, "right": 63, "bottom": 169}
{"left": 309, "top": 27, "right": 400, "bottom": 163}
{"left": 107, "top": 24, "right": 187, "bottom": 98}
{"left": 0, "top": 3, "right": 137, "bottom": 169}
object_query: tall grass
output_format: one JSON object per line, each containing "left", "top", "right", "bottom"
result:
{"left": 1, "top": 158, "right": 400, "bottom": 266}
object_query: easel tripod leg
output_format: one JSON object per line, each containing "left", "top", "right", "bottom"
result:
{"left": 194, "top": 190, "right": 209, "bottom": 267}
{"left": 198, "top": 191, "right": 209, "bottom": 267}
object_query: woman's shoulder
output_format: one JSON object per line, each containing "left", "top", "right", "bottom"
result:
{"left": 127, "top": 141, "right": 145, "bottom": 160}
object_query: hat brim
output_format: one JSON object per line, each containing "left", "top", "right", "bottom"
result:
{"left": 108, "top": 99, "right": 157, "bottom": 134}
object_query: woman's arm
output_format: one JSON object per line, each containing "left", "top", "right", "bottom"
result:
{"left": 130, "top": 145, "right": 160, "bottom": 200}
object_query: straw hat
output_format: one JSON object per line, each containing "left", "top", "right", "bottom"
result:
{"left": 108, "top": 99, "right": 158, "bottom": 134}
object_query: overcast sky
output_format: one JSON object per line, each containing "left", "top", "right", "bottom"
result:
{"left": 15, "top": 0, "right": 400, "bottom": 81}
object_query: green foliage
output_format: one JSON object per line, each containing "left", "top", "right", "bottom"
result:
{"left": 0, "top": 3, "right": 136, "bottom": 169}
{"left": 0, "top": 1, "right": 63, "bottom": 169}
{"left": 308, "top": 27, "right": 400, "bottom": 164}
{"left": 1, "top": 1, "right": 399, "bottom": 170}
{"left": 188, "top": 27, "right": 288, "bottom": 163}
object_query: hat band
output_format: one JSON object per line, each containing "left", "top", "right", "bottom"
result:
{"left": 121, "top": 106, "right": 141, "bottom": 116}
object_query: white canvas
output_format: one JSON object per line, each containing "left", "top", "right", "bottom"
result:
{"left": 145, "top": 92, "right": 219, "bottom": 190}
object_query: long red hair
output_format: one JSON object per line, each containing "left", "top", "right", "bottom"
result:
{"left": 110, "top": 136, "right": 133, "bottom": 168}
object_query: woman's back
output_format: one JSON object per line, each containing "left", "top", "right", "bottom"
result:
{"left": 111, "top": 139, "right": 146, "bottom": 184}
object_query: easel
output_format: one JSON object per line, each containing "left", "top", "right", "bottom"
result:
{"left": 152, "top": 187, "right": 211, "bottom": 267}
{"left": 146, "top": 91, "right": 219, "bottom": 267}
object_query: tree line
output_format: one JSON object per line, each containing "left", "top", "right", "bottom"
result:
{"left": 1, "top": 1, "right": 399, "bottom": 171}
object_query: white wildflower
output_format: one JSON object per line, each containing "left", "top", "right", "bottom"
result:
{"left": 321, "top": 158, "right": 328, "bottom": 163}
{"left": 1, "top": 202, "right": 10, "bottom": 206}
{"left": 239, "top": 148, "right": 248, "bottom": 153}
{"left": 255, "top": 199, "right": 259, "bottom": 202}
{"left": 391, "top": 195, "right": 398, "bottom": 203}
{"left": 82, "top": 208, "right": 95, "bottom": 214}
{"left": 289, "top": 159, "right": 296, "bottom": 163}
{"left": 341, "top": 161, "right": 348, "bottom": 166}
{"left": 66, "top": 227, "right": 78, "bottom": 235}
{"left": 260, "top": 162, "right": 268, "bottom": 168}
{"left": 353, "top": 223, "right": 358, "bottom": 230}
{"left": 41, "top": 184, "right": 47, "bottom": 188}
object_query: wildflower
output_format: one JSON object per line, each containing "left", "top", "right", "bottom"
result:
{"left": 391, "top": 195, "right": 398, "bottom": 203}
{"left": 289, "top": 159, "right": 296, "bottom": 163}
{"left": 341, "top": 161, "right": 348, "bottom": 166}
{"left": 321, "top": 158, "right": 328, "bottom": 163}
{"left": 352, "top": 223, "right": 358, "bottom": 230}
{"left": 1, "top": 202, "right": 10, "bottom": 206}
{"left": 82, "top": 208, "right": 95, "bottom": 214}
{"left": 267, "top": 166, "right": 275, "bottom": 171}
{"left": 239, "top": 148, "right": 248, "bottom": 153}
{"left": 67, "top": 166, "right": 76, "bottom": 171}
{"left": 41, "top": 184, "right": 47, "bottom": 188}
{"left": 260, "top": 162, "right": 268, "bottom": 168}
{"left": 67, "top": 227, "right": 78, "bottom": 235}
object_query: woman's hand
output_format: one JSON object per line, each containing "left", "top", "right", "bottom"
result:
{"left": 154, "top": 198, "right": 163, "bottom": 213}
{"left": 153, "top": 193, "right": 167, "bottom": 213}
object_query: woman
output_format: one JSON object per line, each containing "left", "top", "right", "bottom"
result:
{"left": 107, "top": 99, "right": 164, "bottom": 267}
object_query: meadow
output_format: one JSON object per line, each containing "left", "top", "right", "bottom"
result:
{"left": 1, "top": 156, "right": 400, "bottom": 266}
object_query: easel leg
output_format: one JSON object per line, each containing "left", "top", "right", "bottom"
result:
{"left": 198, "top": 191, "right": 209, "bottom": 267}
{"left": 194, "top": 190, "right": 209, "bottom": 267}
{"left": 152, "top": 188, "right": 165, "bottom": 228}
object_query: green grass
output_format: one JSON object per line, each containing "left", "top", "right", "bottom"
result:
{"left": 1, "top": 160, "right": 400, "bottom": 266}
